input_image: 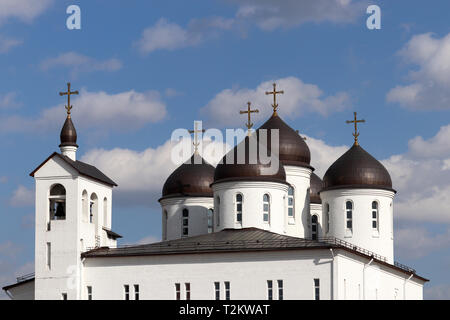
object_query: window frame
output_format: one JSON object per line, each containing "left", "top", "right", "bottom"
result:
{"left": 287, "top": 186, "right": 295, "bottom": 218}
{"left": 345, "top": 200, "right": 353, "bottom": 231}
{"left": 124, "top": 284, "right": 130, "bottom": 300}
{"left": 267, "top": 280, "right": 273, "bottom": 300}
{"left": 182, "top": 208, "right": 189, "bottom": 237}
{"left": 314, "top": 278, "right": 320, "bottom": 300}
{"left": 311, "top": 214, "right": 319, "bottom": 240}
{"left": 263, "top": 193, "right": 270, "bottom": 223}
{"left": 372, "top": 201, "right": 379, "bottom": 231}
{"left": 235, "top": 193, "right": 243, "bottom": 223}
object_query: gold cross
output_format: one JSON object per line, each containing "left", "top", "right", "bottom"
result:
{"left": 265, "top": 83, "right": 284, "bottom": 116}
{"left": 59, "top": 82, "right": 79, "bottom": 118}
{"left": 188, "top": 121, "right": 205, "bottom": 154}
{"left": 240, "top": 102, "right": 259, "bottom": 132}
{"left": 346, "top": 112, "right": 365, "bottom": 145}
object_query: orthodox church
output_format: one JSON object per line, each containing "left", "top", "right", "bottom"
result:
{"left": 3, "top": 83, "right": 427, "bottom": 300}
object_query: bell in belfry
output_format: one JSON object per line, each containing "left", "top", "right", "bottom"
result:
{"left": 55, "top": 202, "right": 65, "bottom": 219}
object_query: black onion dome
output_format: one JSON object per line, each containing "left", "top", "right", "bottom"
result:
{"left": 322, "top": 144, "right": 395, "bottom": 192}
{"left": 160, "top": 153, "right": 215, "bottom": 200}
{"left": 258, "top": 114, "right": 312, "bottom": 169}
{"left": 214, "top": 134, "right": 286, "bottom": 185}
{"left": 310, "top": 173, "right": 323, "bottom": 204}
{"left": 59, "top": 116, "right": 78, "bottom": 147}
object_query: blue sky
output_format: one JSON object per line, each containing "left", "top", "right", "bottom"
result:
{"left": 1, "top": 0, "right": 450, "bottom": 299}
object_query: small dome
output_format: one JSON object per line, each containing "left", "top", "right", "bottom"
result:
{"left": 161, "top": 153, "right": 215, "bottom": 200}
{"left": 258, "top": 114, "right": 312, "bottom": 168}
{"left": 322, "top": 144, "right": 395, "bottom": 192}
{"left": 59, "top": 117, "right": 78, "bottom": 147}
{"left": 310, "top": 173, "right": 323, "bottom": 204}
{"left": 214, "top": 134, "right": 286, "bottom": 184}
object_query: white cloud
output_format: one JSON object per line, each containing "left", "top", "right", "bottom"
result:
{"left": 40, "top": 52, "right": 122, "bottom": 77}
{"left": 201, "top": 77, "right": 351, "bottom": 127}
{"left": 0, "top": 92, "right": 21, "bottom": 109}
{"left": 395, "top": 227, "right": 450, "bottom": 259}
{"left": 0, "top": 35, "right": 22, "bottom": 53}
{"left": 136, "top": 17, "right": 233, "bottom": 54}
{"left": 387, "top": 32, "right": 450, "bottom": 110}
{"left": 9, "top": 185, "right": 34, "bottom": 207}
{"left": 0, "top": 88, "right": 167, "bottom": 133}
{"left": 0, "top": 0, "right": 53, "bottom": 25}
{"left": 232, "top": 0, "right": 367, "bottom": 31}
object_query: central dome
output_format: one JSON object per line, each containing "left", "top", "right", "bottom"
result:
{"left": 160, "top": 153, "right": 215, "bottom": 200}
{"left": 214, "top": 133, "right": 286, "bottom": 184}
{"left": 322, "top": 144, "right": 395, "bottom": 192}
{"left": 258, "top": 114, "right": 312, "bottom": 168}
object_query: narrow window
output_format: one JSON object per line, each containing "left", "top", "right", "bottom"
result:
{"left": 224, "top": 281, "right": 230, "bottom": 300}
{"left": 134, "top": 285, "right": 139, "bottom": 300}
{"left": 87, "top": 286, "right": 92, "bottom": 300}
{"left": 89, "top": 201, "right": 94, "bottom": 223}
{"left": 124, "top": 285, "right": 130, "bottom": 300}
{"left": 207, "top": 209, "right": 214, "bottom": 233}
{"left": 346, "top": 201, "right": 353, "bottom": 231}
{"left": 372, "top": 201, "right": 378, "bottom": 230}
{"left": 216, "top": 197, "right": 220, "bottom": 227}
{"left": 325, "top": 203, "right": 330, "bottom": 233}
{"left": 263, "top": 194, "right": 270, "bottom": 223}
{"left": 185, "top": 283, "right": 191, "bottom": 300}
{"left": 311, "top": 215, "right": 318, "bottom": 240}
{"left": 46, "top": 242, "right": 51, "bottom": 270}
{"left": 267, "top": 280, "right": 273, "bottom": 300}
{"left": 49, "top": 184, "right": 66, "bottom": 221}
{"left": 175, "top": 283, "right": 181, "bottom": 300}
{"left": 287, "top": 187, "right": 294, "bottom": 217}
{"left": 103, "top": 197, "right": 108, "bottom": 227}
{"left": 314, "top": 279, "right": 320, "bottom": 300}
{"left": 277, "top": 280, "right": 283, "bottom": 300}
{"left": 236, "top": 194, "right": 243, "bottom": 223}
{"left": 182, "top": 209, "right": 189, "bottom": 237}
{"left": 62, "top": 293, "right": 67, "bottom": 300}
{"left": 214, "top": 282, "right": 220, "bottom": 300}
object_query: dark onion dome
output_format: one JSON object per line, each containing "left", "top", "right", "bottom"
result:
{"left": 59, "top": 116, "right": 78, "bottom": 147}
{"left": 213, "top": 133, "right": 287, "bottom": 185}
{"left": 322, "top": 143, "right": 395, "bottom": 192}
{"left": 310, "top": 173, "right": 323, "bottom": 204}
{"left": 258, "top": 113, "right": 312, "bottom": 169}
{"left": 160, "top": 153, "right": 215, "bottom": 200}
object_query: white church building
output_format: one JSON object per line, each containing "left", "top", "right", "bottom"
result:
{"left": 3, "top": 83, "right": 427, "bottom": 300}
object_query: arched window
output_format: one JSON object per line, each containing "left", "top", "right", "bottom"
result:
{"left": 236, "top": 194, "right": 243, "bottom": 223}
{"left": 163, "top": 210, "right": 168, "bottom": 240}
{"left": 263, "top": 194, "right": 270, "bottom": 223}
{"left": 346, "top": 201, "right": 353, "bottom": 231}
{"left": 311, "top": 215, "right": 318, "bottom": 240}
{"left": 216, "top": 197, "right": 220, "bottom": 227}
{"left": 287, "top": 187, "right": 294, "bottom": 218}
{"left": 325, "top": 203, "right": 330, "bottom": 234}
{"left": 207, "top": 209, "right": 214, "bottom": 233}
{"left": 103, "top": 197, "right": 108, "bottom": 227}
{"left": 82, "top": 190, "right": 88, "bottom": 222}
{"left": 372, "top": 201, "right": 379, "bottom": 230}
{"left": 49, "top": 184, "right": 66, "bottom": 221}
{"left": 90, "top": 193, "right": 98, "bottom": 224}
{"left": 182, "top": 208, "right": 189, "bottom": 237}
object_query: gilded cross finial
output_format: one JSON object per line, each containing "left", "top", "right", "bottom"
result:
{"left": 346, "top": 112, "right": 365, "bottom": 146}
{"left": 240, "top": 101, "right": 259, "bottom": 134}
{"left": 265, "top": 83, "right": 284, "bottom": 116}
{"left": 59, "top": 82, "right": 79, "bottom": 118}
{"left": 188, "top": 121, "right": 206, "bottom": 155}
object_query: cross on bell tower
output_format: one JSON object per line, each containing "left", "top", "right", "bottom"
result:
{"left": 346, "top": 112, "right": 365, "bottom": 146}
{"left": 265, "top": 83, "right": 284, "bottom": 116}
{"left": 59, "top": 82, "right": 79, "bottom": 118}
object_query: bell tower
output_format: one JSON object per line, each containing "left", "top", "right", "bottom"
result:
{"left": 31, "top": 83, "right": 118, "bottom": 300}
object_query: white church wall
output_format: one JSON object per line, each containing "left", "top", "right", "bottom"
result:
{"left": 284, "top": 165, "right": 312, "bottom": 238}
{"left": 160, "top": 197, "right": 214, "bottom": 241}
{"left": 334, "top": 250, "right": 424, "bottom": 300}
{"left": 321, "top": 188, "right": 395, "bottom": 263}
{"left": 212, "top": 181, "right": 289, "bottom": 235}
{"left": 82, "top": 249, "right": 333, "bottom": 300}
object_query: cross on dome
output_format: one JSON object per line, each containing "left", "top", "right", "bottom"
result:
{"left": 346, "top": 112, "right": 365, "bottom": 146}
{"left": 265, "top": 83, "right": 284, "bottom": 116}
